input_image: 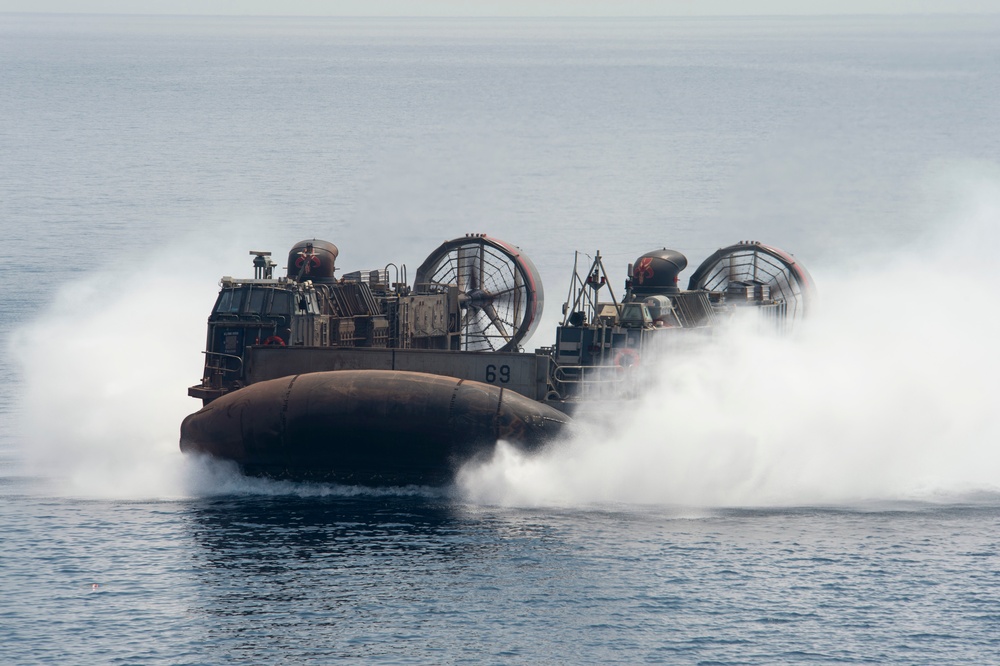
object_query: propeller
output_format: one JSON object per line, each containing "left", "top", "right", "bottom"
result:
{"left": 688, "top": 241, "right": 814, "bottom": 321}
{"left": 414, "top": 235, "right": 544, "bottom": 351}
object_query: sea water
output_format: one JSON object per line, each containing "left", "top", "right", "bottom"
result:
{"left": 1, "top": 13, "right": 999, "bottom": 664}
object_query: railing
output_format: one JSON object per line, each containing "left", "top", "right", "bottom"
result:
{"left": 549, "top": 358, "right": 650, "bottom": 402}
{"left": 202, "top": 351, "right": 244, "bottom": 383}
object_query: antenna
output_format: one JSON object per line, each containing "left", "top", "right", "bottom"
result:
{"left": 250, "top": 251, "right": 275, "bottom": 279}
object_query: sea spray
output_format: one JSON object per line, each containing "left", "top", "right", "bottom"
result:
{"left": 8, "top": 223, "right": 443, "bottom": 498}
{"left": 8, "top": 224, "right": 290, "bottom": 498}
{"left": 11, "top": 169, "right": 1000, "bottom": 505}
{"left": 457, "top": 168, "right": 1000, "bottom": 508}
{"left": 10, "top": 250, "right": 218, "bottom": 497}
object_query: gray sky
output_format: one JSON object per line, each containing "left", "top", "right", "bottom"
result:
{"left": 1, "top": 0, "right": 998, "bottom": 15}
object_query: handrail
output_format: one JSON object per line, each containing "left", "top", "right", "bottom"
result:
{"left": 202, "top": 351, "right": 243, "bottom": 376}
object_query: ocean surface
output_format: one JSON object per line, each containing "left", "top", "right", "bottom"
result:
{"left": 2, "top": 13, "right": 1000, "bottom": 664}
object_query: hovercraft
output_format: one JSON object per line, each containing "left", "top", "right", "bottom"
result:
{"left": 181, "top": 233, "right": 812, "bottom": 484}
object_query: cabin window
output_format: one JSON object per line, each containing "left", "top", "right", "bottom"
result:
{"left": 620, "top": 303, "right": 652, "bottom": 327}
{"left": 269, "top": 291, "right": 292, "bottom": 316}
{"left": 215, "top": 289, "right": 242, "bottom": 314}
{"left": 247, "top": 287, "right": 267, "bottom": 314}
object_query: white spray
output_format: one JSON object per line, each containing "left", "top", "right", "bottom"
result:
{"left": 8, "top": 222, "right": 446, "bottom": 499}
{"left": 9, "top": 238, "right": 230, "bottom": 497}
{"left": 10, "top": 169, "right": 1000, "bottom": 506}
{"left": 457, "top": 166, "right": 1000, "bottom": 508}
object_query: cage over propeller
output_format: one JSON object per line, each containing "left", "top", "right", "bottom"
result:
{"left": 415, "top": 234, "right": 544, "bottom": 351}
{"left": 688, "top": 241, "right": 814, "bottom": 321}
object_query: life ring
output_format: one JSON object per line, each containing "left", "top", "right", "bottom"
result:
{"left": 262, "top": 335, "right": 286, "bottom": 346}
{"left": 614, "top": 347, "right": 640, "bottom": 368}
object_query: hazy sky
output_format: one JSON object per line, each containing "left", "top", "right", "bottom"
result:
{"left": 2, "top": 0, "right": 998, "bottom": 15}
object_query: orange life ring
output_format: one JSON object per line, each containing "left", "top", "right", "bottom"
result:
{"left": 262, "top": 335, "right": 286, "bottom": 346}
{"left": 614, "top": 347, "right": 640, "bottom": 368}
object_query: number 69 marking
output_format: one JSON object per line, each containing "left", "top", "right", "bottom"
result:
{"left": 485, "top": 364, "right": 511, "bottom": 384}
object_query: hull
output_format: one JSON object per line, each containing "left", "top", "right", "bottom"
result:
{"left": 180, "top": 369, "right": 569, "bottom": 486}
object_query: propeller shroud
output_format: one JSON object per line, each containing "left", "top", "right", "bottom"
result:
{"left": 414, "top": 235, "right": 544, "bottom": 352}
{"left": 687, "top": 241, "right": 814, "bottom": 321}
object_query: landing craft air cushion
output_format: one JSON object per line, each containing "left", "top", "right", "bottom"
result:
{"left": 180, "top": 234, "right": 813, "bottom": 484}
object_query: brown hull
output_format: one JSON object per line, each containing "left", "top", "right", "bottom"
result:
{"left": 180, "top": 370, "right": 569, "bottom": 485}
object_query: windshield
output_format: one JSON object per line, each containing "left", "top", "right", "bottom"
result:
{"left": 269, "top": 290, "right": 292, "bottom": 316}
{"left": 214, "top": 288, "right": 242, "bottom": 314}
